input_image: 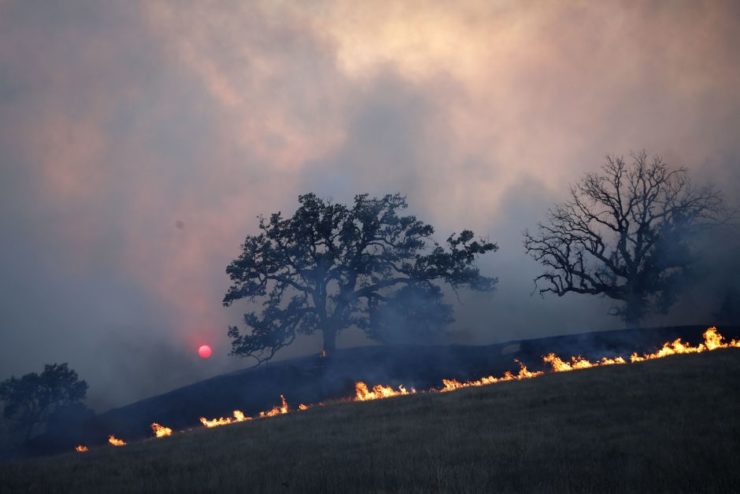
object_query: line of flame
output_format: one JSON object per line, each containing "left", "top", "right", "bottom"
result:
{"left": 77, "top": 327, "right": 738, "bottom": 452}
{"left": 199, "top": 395, "right": 291, "bottom": 428}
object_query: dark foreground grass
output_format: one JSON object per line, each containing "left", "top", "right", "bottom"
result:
{"left": 2, "top": 351, "right": 739, "bottom": 494}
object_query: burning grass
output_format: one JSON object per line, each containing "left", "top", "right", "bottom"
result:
{"left": 198, "top": 395, "right": 290, "bottom": 429}
{"left": 189, "top": 327, "right": 738, "bottom": 433}
{"left": 354, "top": 381, "right": 415, "bottom": 401}
{"left": 106, "top": 435, "right": 125, "bottom": 447}
{"left": 60, "top": 327, "right": 740, "bottom": 451}
{"left": 151, "top": 423, "right": 172, "bottom": 438}
{"left": 2, "top": 347, "right": 739, "bottom": 493}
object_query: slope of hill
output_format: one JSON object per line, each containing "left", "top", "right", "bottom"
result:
{"left": 2, "top": 348, "right": 739, "bottom": 493}
{"left": 27, "top": 324, "right": 740, "bottom": 455}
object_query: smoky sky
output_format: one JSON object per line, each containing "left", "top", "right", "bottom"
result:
{"left": 1, "top": 0, "right": 739, "bottom": 410}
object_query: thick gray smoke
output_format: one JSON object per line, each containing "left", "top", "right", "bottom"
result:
{"left": 0, "top": 0, "right": 739, "bottom": 410}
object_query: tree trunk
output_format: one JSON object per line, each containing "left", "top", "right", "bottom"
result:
{"left": 322, "top": 327, "right": 337, "bottom": 357}
{"left": 622, "top": 289, "right": 645, "bottom": 328}
{"left": 624, "top": 316, "right": 641, "bottom": 329}
{"left": 24, "top": 421, "right": 36, "bottom": 443}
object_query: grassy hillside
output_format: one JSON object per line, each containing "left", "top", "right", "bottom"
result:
{"left": 2, "top": 349, "right": 739, "bottom": 493}
{"left": 32, "top": 324, "right": 736, "bottom": 457}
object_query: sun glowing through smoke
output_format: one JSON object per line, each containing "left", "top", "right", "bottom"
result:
{"left": 198, "top": 345, "right": 212, "bottom": 359}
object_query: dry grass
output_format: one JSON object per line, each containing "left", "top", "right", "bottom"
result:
{"left": 2, "top": 350, "right": 739, "bottom": 493}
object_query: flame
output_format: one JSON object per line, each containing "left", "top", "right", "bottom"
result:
{"left": 199, "top": 409, "right": 252, "bottom": 428}
{"left": 82, "top": 327, "right": 739, "bottom": 450}
{"left": 151, "top": 422, "right": 173, "bottom": 438}
{"left": 353, "top": 328, "right": 737, "bottom": 398}
{"left": 541, "top": 353, "right": 626, "bottom": 372}
{"left": 541, "top": 327, "right": 738, "bottom": 372}
{"left": 440, "top": 361, "right": 544, "bottom": 391}
{"left": 199, "top": 396, "right": 289, "bottom": 428}
{"left": 108, "top": 435, "right": 126, "bottom": 447}
{"left": 629, "top": 327, "right": 740, "bottom": 363}
{"left": 354, "top": 381, "right": 415, "bottom": 401}
{"left": 259, "top": 395, "right": 289, "bottom": 417}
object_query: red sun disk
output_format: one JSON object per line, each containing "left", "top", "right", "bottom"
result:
{"left": 198, "top": 345, "right": 212, "bottom": 359}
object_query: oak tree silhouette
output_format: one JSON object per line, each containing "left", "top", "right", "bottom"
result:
{"left": 224, "top": 193, "right": 497, "bottom": 362}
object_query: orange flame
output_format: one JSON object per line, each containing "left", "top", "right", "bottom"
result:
{"left": 199, "top": 409, "right": 252, "bottom": 428}
{"left": 630, "top": 327, "right": 739, "bottom": 362}
{"left": 200, "top": 396, "right": 290, "bottom": 427}
{"left": 259, "top": 395, "right": 289, "bottom": 417}
{"left": 354, "top": 381, "right": 415, "bottom": 401}
{"left": 75, "top": 445, "right": 88, "bottom": 453}
{"left": 151, "top": 422, "right": 173, "bottom": 438}
{"left": 440, "top": 361, "right": 544, "bottom": 392}
{"left": 108, "top": 435, "right": 126, "bottom": 447}
{"left": 542, "top": 353, "right": 627, "bottom": 372}
{"left": 541, "top": 327, "right": 738, "bottom": 372}
{"left": 298, "top": 403, "right": 309, "bottom": 411}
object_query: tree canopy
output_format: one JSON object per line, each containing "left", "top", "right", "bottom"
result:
{"left": 524, "top": 152, "right": 725, "bottom": 325}
{"left": 224, "top": 193, "right": 497, "bottom": 362}
{"left": 0, "top": 363, "right": 87, "bottom": 441}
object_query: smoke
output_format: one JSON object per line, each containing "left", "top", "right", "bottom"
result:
{"left": 1, "top": 0, "right": 739, "bottom": 409}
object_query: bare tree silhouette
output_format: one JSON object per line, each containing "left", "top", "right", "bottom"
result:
{"left": 525, "top": 152, "right": 725, "bottom": 325}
